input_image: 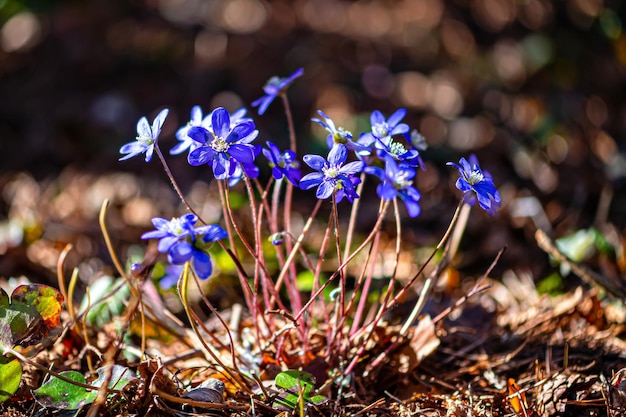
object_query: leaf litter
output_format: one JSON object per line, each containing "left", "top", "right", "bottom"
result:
{"left": 1, "top": 170, "right": 626, "bottom": 417}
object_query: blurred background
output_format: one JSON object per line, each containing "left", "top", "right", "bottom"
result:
{"left": 1, "top": 0, "right": 625, "bottom": 290}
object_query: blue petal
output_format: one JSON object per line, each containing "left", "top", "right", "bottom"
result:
{"left": 390, "top": 123, "right": 410, "bottom": 136}
{"left": 370, "top": 110, "right": 384, "bottom": 127}
{"left": 387, "top": 108, "right": 406, "bottom": 128}
{"left": 213, "top": 153, "right": 230, "bottom": 180}
{"left": 152, "top": 217, "right": 170, "bottom": 229}
{"left": 199, "top": 224, "right": 228, "bottom": 242}
{"left": 262, "top": 148, "right": 276, "bottom": 165}
{"left": 227, "top": 121, "right": 255, "bottom": 143}
{"left": 299, "top": 172, "right": 324, "bottom": 190}
{"left": 158, "top": 236, "right": 182, "bottom": 253}
{"left": 188, "top": 126, "right": 210, "bottom": 144}
{"left": 271, "top": 167, "right": 284, "bottom": 180}
{"left": 378, "top": 183, "right": 398, "bottom": 200}
{"left": 316, "top": 181, "right": 335, "bottom": 199}
{"left": 364, "top": 166, "right": 384, "bottom": 180}
{"left": 136, "top": 116, "right": 151, "bottom": 138}
{"left": 169, "top": 241, "right": 194, "bottom": 264}
{"left": 455, "top": 178, "right": 472, "bottom": 193}
{"left": 212, "top": 108, "right": 231, "bottom": 138}
{"left": 357, "top": 132, "right": 376, "bottom": 147}
{"left": 405, "top": 187, "right": 421, "bottom": 201}
{"left": 151, "top": 108, "right": 169, "bottom": 138}
{"left": 327, "top": 144, "right": 347, "bottom": 166}
{"left": 403, "top": 198, "right": 421, "bottom": 218}
{"left": 144, "top": 146, "right": 154, "bottom": 162}
{"left": 229, "top": 144, "right": 255, "bottom": 164}
{"left": 119, "top": 142, "right": 147, "bottom": 160}
{"left": 252, "top": 95, "right": 274, "bottom": 115}
{"left": 141, "top": 230, "right": 167, "bottom": 240}
{"left": 192, "top": 249, "right": 213, "bottom": 279}
{"left": 339, "top": 161, "right": 364, "bottom": 175}
{"left": 188, "top": 147, "right": 216, "bottom": 166}
{"left": 303, "top": 154, "right": 326, "bottom": 171}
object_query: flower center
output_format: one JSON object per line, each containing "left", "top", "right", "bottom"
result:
{"left": 333, "top": 128, "right": 352, "bottom": 144}
{"left": 137, "top": 135, "right": 154, "bottom": 146}
{"left": 211, "top": 137, "right": 230, "bottom": 153}
{"left": 389, "top": 141, "right": 407, "bottom": 157}
{"left": 267, "top": 76, "right": 284, "bottom": 87}
{"left": 372, "top": 123, "right": 389, "bottom": 138}
{"left": 324, "top": 166, "right": 339, "bottom": 178}
{"left": 465, "top": 170, "right": 484, "bottom": 185}
{"left": 394, "top": 171, "right": 413, "bottom": 190}
{"left": 168, "top": 217, "right": 187, "bottom": 236}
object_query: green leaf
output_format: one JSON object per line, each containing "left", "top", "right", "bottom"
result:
{"left": 0, "top": 355, "right": 22, "bottom": 402}
{"left": 0, "top": 284, "right": 64, "bottom": 351}
{"left": 32, "top": 365, "right": 138, "bottom": 410}
{"left": 555, "top": 229, "right": 597, "bottom": 262}
{"left": 273, "top": 370, "right": 327, "bottom": 410}
{"left": 33, "top": 371, "right": 93, "bottom": 410}
{"left": 91, "top": 364, "right": 138, "bottom": 392}
{"left": 79, "top": 276, "right": 130, "bottom": 328}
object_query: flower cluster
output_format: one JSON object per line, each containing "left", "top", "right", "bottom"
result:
{"left": 141, "top": 214, "right": 227, "bottom": 280}
{"left": 306, "top": 107, "right": 424, "bottom": 215}
{"left": 119, "top": 67, "right": 501, "bottom": 286}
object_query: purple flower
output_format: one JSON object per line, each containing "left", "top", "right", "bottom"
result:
{"left": 252, "top": 68, "right": 304, "bottom": 115}
{"left": 262, "top": 141, "right": 302, "bottom": 186}
{"left": 312, "top": 110, "right": 369, "bottom": 154}
{"left": 300, "top": 143, "right": 365, "bottom": 202}
{"left": 358, "top": 109, "right": 410, "bottom": 148}
{"left": 119, "top": 108, "right": 169, "bottom": 162}
{"left": 172, "top": 107, "right": 252, "bottom": 156}
{"left": 373, "top": 136, "right": 421, "bottom": 168}
{"left": 159, "top": 264, "right": 184, "bottom": 290}
{"left": 141, "top": 214, "right": 227, "bottom": 279}
{"left": 170, "top": 106, "right": 208, "bottom": 155}
{"left": 365, "top": 157, "right": 421, "bottom": 217}
{"left": 447, "top": 155, "right": 501, "bottom": 215}
{"left": 187, "top": 107, "right": 259, "bottom": 180}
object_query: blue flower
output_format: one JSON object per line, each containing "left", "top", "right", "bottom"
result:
{"left": 159, "top": 264, "right": 184, "bottom": 290}
{"left": 170, "top": 106, "right": 208, "bottom": 156}
{"left": 141, "top": 214, "right": 227, "bottom": 279}
{"left": 365, "top": 157, "right": 421, "bottom": 217}
{"left": 373, "top": 136, "right": 421, "bottom": 168}
{"left": 447, "top": 155, "right": 501, "bottom": 215}
{"left": 311, "top": 110, "right": 369, "bottom": 154}
{"left": 300, "top": 143, "right": 365, "bottom": 202}
{"left": 262, "top": 141, "right": 302, "bottom": 186}
{"left": 119, "top": 108, "right": 169, "bottom": 162}
{"left": 187, "top": 107, "right": 259, "bottom": 180}
{"left": 172, "top": 107, "right": 252, "bottom": 156}
{"left": 358, "top": 108, "right": 410, "bottom": 148}
{"left": 252, "top": 68, "right": 304, "bottom": 115}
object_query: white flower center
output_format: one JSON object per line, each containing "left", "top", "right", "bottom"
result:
{"left": 333, "top": 128, "right": 352, "bottom": 144}
{"left": 465, "top": 170, "right": 484, "bottom": 185}
{"left": 137, "top": 135, "right": 154, "bottom": 146}
{"left": 372, "top": 123, "right": 389, "bottom": 138}
{"left": 394, "top": 171, "right": 413, "bottom": 190}
{"left": 168, "top": 218, "right": 187, "bottom": 236}
{"left": 211, "top": 137, "right": 229, "bottom": 153}
{"left": 324, "top": 167, "right": 339, "bottom": 178}
{"left": 389, "top": 141, "right": 407, "bottom": 156}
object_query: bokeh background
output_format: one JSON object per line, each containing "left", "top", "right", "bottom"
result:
{"left": 1, "top": 0, "right": 626, "bottom": 287}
